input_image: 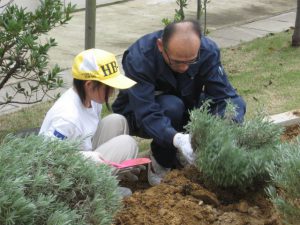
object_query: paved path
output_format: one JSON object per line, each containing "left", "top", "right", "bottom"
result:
{"left": 0, "top": 0, "right": 297, "bottom": 115}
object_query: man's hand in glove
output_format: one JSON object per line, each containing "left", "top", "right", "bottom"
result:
{"left": 173, "top": 133, "right": 195, "bottom": 164}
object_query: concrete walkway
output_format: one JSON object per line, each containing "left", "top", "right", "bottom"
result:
{"left": 0, "top": 0, "right": 297, "bottom": 115}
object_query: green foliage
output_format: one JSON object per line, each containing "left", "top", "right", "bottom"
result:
{"left": 187, "top": 104, "right": 283, "bottom": 190}
{"left": 162, "top": 0, "right": 188, "bottom": 26}
{"left": 266, "top": 139, "right": 300, "bottom": 224}
{"left": 235, "top": 111, "right": 283, "bottom": 150}
{"left": 196, "top": 0, "right": 210, "bottom": 35}
{"left": 0, "top": 135, "right": 121, "bottom": 225}
{"left": 0, "top": 0, "right": 75, "bottom": 107}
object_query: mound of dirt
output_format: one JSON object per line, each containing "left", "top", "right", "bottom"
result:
{"left": 114, "top": 125, "right": 300, "bottom": 225}
{"left": 115, "top": 166, "right": 280, "bottom": 225}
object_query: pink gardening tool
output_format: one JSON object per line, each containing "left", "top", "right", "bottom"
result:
{"left": 102, "top": 157, "right": 151, "bottom": 169}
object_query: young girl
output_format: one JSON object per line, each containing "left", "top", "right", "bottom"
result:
{"left": 39, "top": 48, "right": 138, "bottom": 176}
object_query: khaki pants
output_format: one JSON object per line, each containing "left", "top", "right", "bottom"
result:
{"left": 92, "top": 114, "right": 138, "bottom": 168}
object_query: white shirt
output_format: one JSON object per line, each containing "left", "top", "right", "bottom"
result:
{"left": 39, "top": 88, "right": 102, "bottom": 151}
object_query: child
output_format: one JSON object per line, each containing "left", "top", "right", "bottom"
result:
{"left": 39, "top": 49, "right": 138, "bottom": 196}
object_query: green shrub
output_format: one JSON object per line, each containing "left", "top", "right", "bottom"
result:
{"left": 0, "top": 135, "right": 121, "bottom": 225}
{"left": 266, "top": 139, "right": 300, "bottom": 225}
{"left": 162, "top": 0, "right": 188, "bottom": 26}
{"left": 187, "top": 105, "right": 283, "bottom": 190}
{"left": 0, "top": 0, "right": 75, "bottom": 107}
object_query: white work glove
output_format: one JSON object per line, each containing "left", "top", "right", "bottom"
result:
{"left": 173, "top": 133, "right": 195, "bottom": 165}
{"left": 80, "top": 151, "right": 104, "bottom": 165}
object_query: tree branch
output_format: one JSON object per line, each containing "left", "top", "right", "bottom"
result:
{"left": 0, "top": 0, "right": 14, "bottom": 9}
{"left": 0, "top": 59, "right": 20, "bottom": 89}
{"left": 0, "top": 98, "right": 43, "bottom": 105}
{"left": 0, "top": 42, "right": 16, "bottom": 67}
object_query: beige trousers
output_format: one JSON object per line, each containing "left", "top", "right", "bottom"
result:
{"left": 92, "top": 114, "right": 138, "bottom": 166}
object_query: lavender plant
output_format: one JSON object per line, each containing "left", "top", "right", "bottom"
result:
{"left": 0, "top": 135, "right": 121, "bottom": 225}
{"left": 266, "top": 139, "right": 300, "bottom": 225}
{"left": 187, "top": 103, "right": 283, "bottom": 190}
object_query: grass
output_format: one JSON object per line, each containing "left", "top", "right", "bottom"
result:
{"left": 1, "top": 30, "right": 300, "bottom": 144}
{"left": 221, "top": 30, "right": 300, "bottom": 119}
{"left": 0, "top": 101, "right": 52, "bottom": 139}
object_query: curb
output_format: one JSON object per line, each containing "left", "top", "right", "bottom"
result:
{"left": 72, "top": 0, "right": 129, "bottom": 13}
{"left": 208, "top": 8, "right": 297, "bottom": 31}
{"left": 268, "top": 110, "right": 300, "bottom": 127}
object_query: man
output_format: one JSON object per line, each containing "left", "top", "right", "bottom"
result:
{"left": 112, "top": 20, "right": 246, "bottom": 186}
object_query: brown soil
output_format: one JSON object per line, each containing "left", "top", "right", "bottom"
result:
{"left": 115, "top": 125, "right": 300, "bottom": 225}
{"left": 115, "top": 166, "right": 280, "bottom": 225}
{"left": 281, "top": 124, "right": 300, "bottom": 142}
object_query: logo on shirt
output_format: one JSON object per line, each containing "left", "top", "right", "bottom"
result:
{"left": 218, "top": 66, "right": 224, "bottom": 76}
{"left": 53, "top": 130, "right": 67, "bottom": 140}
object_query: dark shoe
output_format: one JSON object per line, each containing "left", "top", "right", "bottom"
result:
{"left": 147, "top": 154, "right": 170, "bottom": 186}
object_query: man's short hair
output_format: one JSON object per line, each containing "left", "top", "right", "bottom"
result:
{"left": 162, "top": 19, "right": 202, "bottom": 48}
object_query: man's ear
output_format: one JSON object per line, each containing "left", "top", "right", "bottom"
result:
{"left": 156, "top": 38, "right": 164, "bottom": 52}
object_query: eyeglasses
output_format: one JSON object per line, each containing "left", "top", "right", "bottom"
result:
{"left": 163, "top": 47, "right": 200, "bottom": 66}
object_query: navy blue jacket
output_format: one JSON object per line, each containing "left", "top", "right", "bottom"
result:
{"left": 112, "top": 30, "right": 244, "bottom": 147}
